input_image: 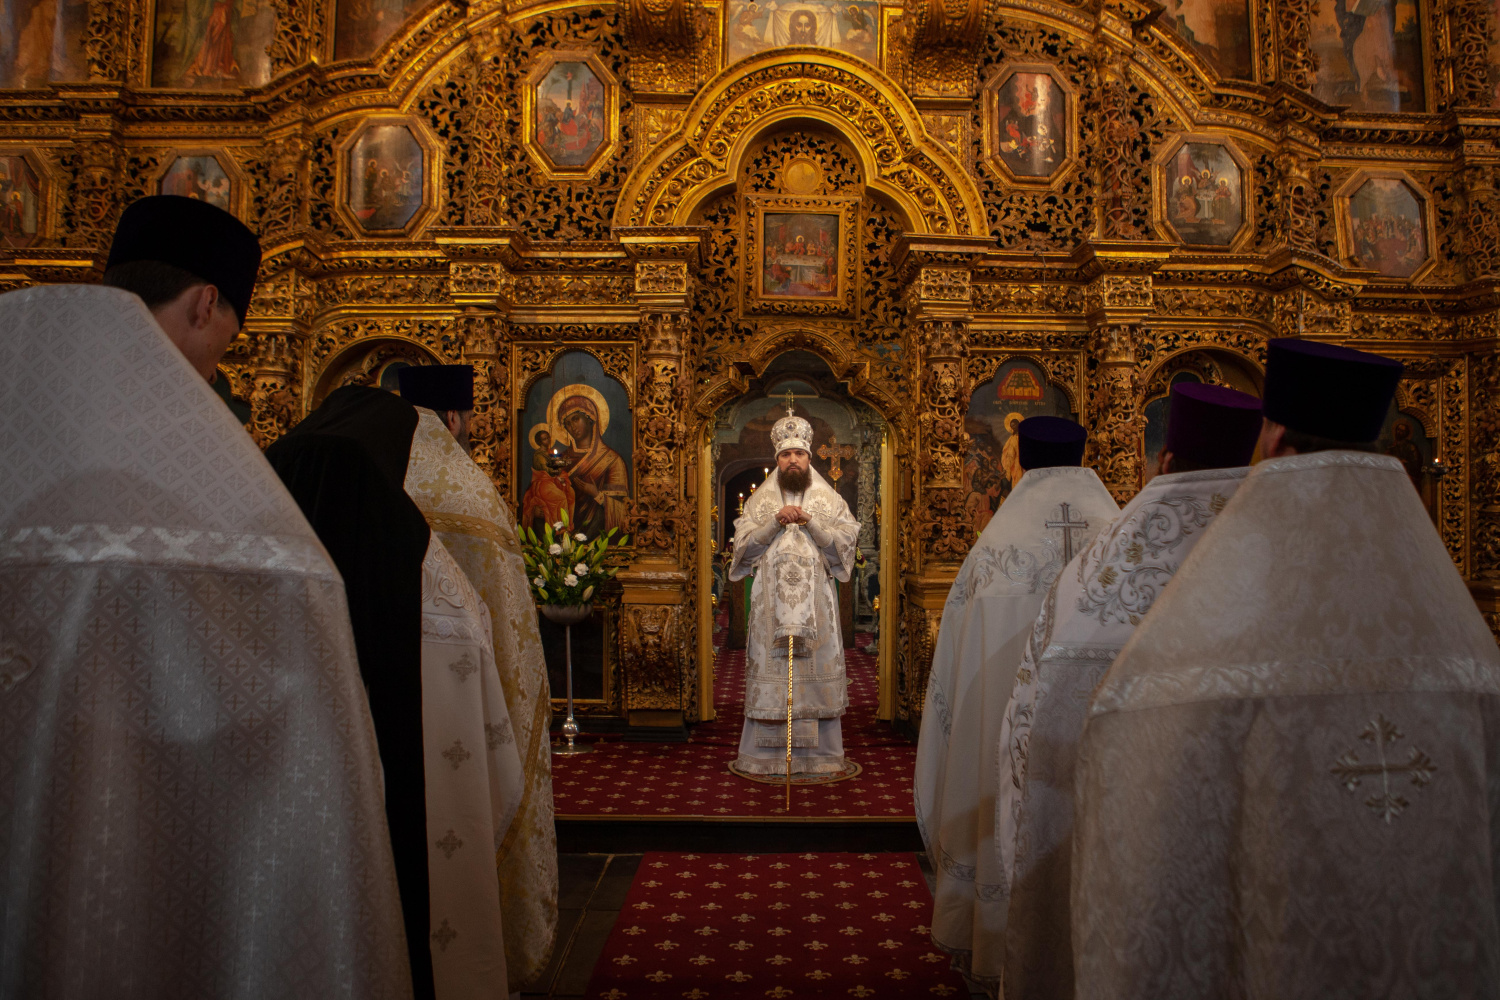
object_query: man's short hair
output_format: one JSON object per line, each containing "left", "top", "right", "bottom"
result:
{"left": 1279, "top": 426, "right": 1379, "bottom": 455}
{"left": 102, "top": 260, "right": 217, "bottom": 312}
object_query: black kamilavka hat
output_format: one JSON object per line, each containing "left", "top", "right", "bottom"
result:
{"left": 1017, "top": 415, "right": 1088, "bottom": 470}
{"left": 1165, "top": 382, "right": 1263, "bottom": 468}
{"left": 398, "top": 364, "right": 475, "bottom": 412}
{"left": 1262, "top": 339, "right": 1402, "bottom": 443}
{"left": 106, "top": 195, "right": 262, "bottom": 325}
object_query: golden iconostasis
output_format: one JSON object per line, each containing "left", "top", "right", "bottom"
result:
{"left": 2, "top": 0, "right": 1498, "bottom": 733}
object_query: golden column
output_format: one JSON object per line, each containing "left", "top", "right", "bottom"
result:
{"left": 244, "top": 265, "right": 310, "bottom": 449}
{"left": 1075, "top": 241, "right": 1172, "bottom": 503}
{"left": 891, "top": 235, "right": 988, "bottom": 729}
{"left": 616, "top": 228, "right": 707, "bottom": 729}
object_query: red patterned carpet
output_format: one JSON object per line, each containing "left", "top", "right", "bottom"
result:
{"left": 552, "top": 616, "right": 916, "bottom": 820}
{"left": 584, "top": 852, "right": 966, "bottom": 999}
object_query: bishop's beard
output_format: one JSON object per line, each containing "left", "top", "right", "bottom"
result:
{"left": 779, "top": 466, "right": 811, "bottom": 494}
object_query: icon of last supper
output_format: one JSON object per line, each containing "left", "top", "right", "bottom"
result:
{"left": 761, "top": 211, "right": 840, "bottom": 298}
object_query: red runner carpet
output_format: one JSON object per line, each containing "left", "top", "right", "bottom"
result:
{"left": 552, "top": 616, "right": 916, "bottom": 820}
{"left": 584, "top": 852, "right": 966, "bottom": 999}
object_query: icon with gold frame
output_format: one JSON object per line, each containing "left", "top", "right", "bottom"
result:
{"left": 1151, "top": 133, "right": 1253, "bottom": 250}
{"left": 335, "top": 117, "right": 443, "bottom": 237}
{"left": 980, "top": 62, "right": 1077, "bottom": 189}
{"left": 1334, "top": 169, "right": 1435, "bottom": 281}
{"left": 743, "top": 193, "right": 858, "bottom": 316}
{"left": 522, "top": 50, "right": 621, "bottom": 181}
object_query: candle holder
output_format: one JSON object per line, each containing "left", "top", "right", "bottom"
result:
{"left": 542, "top": 603, "right": 594, "bottom": 755}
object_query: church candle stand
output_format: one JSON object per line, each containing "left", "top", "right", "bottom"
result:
{"left": 543, "top": 603, "right": 593, "bottom": 755}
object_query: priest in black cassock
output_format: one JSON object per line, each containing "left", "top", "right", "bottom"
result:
{"left": 1072, "top": 340, "right": 1500, "bottom": 999}
{"left": 266, "top": 388, "right": 437, "bottom": 999}
{"left": 270, "top": 386, "right": 525, "bottom": 1000}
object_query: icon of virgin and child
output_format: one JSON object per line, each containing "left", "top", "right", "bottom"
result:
{"left": 519, "top": 383, "right": 629, "bottom": 539}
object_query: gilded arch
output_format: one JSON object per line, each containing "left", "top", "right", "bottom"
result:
{"left": 613, "top": 50, "right": 986, "bottom": 236}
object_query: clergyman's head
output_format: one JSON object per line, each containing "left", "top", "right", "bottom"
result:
{"left": 103, "top": 195, "right": 262, "bottom": 381}
{"left": 1257, "top": 339, "right": 1402, "bottom": 459}
{"left": 397, "top": 364, "right": 476, "bottom": 453}
{"left": 1153, "top": 381, "right": 1262, "bottom": 478}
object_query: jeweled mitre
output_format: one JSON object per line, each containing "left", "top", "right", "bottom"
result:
{"left": 771, "top": 413, "right": 813, "bottom": 455}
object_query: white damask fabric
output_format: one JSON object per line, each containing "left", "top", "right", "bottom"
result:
{"left": 0, "top": 285, "right": 411, "bottom": 999}
{"left": 1073, "top": 451, "right": 1500, "bottom": 1000}
{"left": 992, "top": 466, "right": 1247, "bottom": 1000}
{"left": 914, "top": 465, "right": 1117, "bottom": 989}
{"left": 405, "top": 409, "right": 557, "bottom": 988}
{"left": 419, "top": 535, "right": 525, "bottom": 1000}
{"left": 729, "top": 466, "right": 860, "bottom": 775}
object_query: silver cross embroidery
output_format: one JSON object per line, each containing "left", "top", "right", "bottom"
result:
{"left": 1045, "top": 503, "right": 1090, "bottom": 565}
{"left": 1330, "top": 714, "right": 1436, "bottom": 823}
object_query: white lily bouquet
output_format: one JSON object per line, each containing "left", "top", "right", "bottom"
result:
{"left": 520, "top": 509, "right": 627, "bottom": 606}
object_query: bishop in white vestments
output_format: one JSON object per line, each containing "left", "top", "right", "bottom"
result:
{"left": 1073, "top": 339, "right": 1500, "bottom": 1000}
{"left": 729, "top": 407, "right": 861, "bottom": 776}
{"left": 915, "top": 416, "right": 1118, "bottom": 989}
{"left": 993, "top": 382, "right": 1263, "bottom": 1000}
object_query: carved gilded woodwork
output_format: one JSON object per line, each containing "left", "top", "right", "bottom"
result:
{"left": 901, "top": 0, "right": 995, "bottom": 97}
{"left": 614, "top": 50, "right": 986, "bottom": 236}
{"left": 622, "top": 0, "right": 703, "bottom": 95}
{"left": 4, "top": 0, "right": 1500, "bottom": 734}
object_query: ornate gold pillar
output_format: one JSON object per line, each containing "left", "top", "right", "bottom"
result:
{"left": 1075, "top": 242, "right": 1172, "bottom": 503}
{"left": 253, "top": 121, "right": 311, "bottom": 240}
{"left": 441, "top": 255, "right": 513, "bottom": 496}
{"left": 460, "top": 24, "right": 513, "bottom": 229}
{"left": 1087, "top": 35, "right": 1143, "bottom": 241}
{"left": 244, "top": 266, "right": 309, "bottom": 449}
{"left": 616, "top": 229, "right": 706, "bottom": 728}
{"left": 62, "top": 120, "right": 122, "bottom": 252}
{"left": 891, "top": 236, "right": 987, "bottom": 729}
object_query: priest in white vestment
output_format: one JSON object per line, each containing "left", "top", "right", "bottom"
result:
{"left": 400, "top": 364, "right": 559, "bottom": 989}
{"left": 993, "top": 383, "right": 1262, "bottom": 1000}
{"left": 728, "top": 407, "right": 861, "bottom": 776}
{"left": 1073, "top": 339, "right": 1500, "bottom": 1000}
{"left": 0, "top": 282, "right": 411, "bottom": 999}
{"left": 418, "top": 532, "right": 526, "bottom": 1000}
{"left": 915, "top": 415, "right": 1118, "bottom": 990}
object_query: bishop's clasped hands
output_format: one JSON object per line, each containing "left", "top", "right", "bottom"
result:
{"left": 775, "top": 504, "right": 809, "bottom": 526}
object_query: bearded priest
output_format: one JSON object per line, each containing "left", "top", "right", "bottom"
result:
{"left": 399, "top": 364, "right": 559, "bottom": 991}
{"left": 728, "top": 405, "right": 861, "bottom": 777}
{"left": 993, "top": 383, "right": 1262, "bottom": 1000}
{"left": 915, "top": 415, "right": 1117, "bottom": 992}
{"left": 1073, "top": 339, "right": 1500, "bottom": 1000}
